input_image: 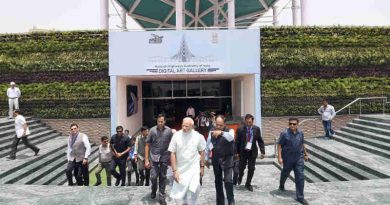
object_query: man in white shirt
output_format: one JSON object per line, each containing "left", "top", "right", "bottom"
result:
{"left": 6, "top": 82, "right": 21, "bottom": 119}
{"left": 8, "top": 109, "right": 39, "bottom": 160}
{"left": 186, "top": 105, "right": 195, "bottom": 119}
{"left": 66, "top": 123, "right": 91, "bottom": 186}
{"left": 318, "top": 98, "right": 336, "bottom": 139}
{"left": 94, "top": 136, "right": 113, "bottom": 186}
{"left": 169, "top": 117, "right": 206, "bottom": 205}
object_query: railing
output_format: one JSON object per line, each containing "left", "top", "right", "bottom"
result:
{"left": 335, "top": 96, "right": 388, "bottom": 115}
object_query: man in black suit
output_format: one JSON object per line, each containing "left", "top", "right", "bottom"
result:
{"left": 235, "top": 114, "right": 265, "bottom": 191}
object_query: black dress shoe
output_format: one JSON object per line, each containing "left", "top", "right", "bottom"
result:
{"left": 115, "top": 178, "right": 121, "bottom": 186}
{"left": 34, "top": 149, "right": 40, "bottom": 156}
{"left": 237, "top": 178, "right": 242, "bottom": 185}
{"left": 245, "top": 184, "right": 254, "bottom": 192}
{"left": 150, "top": 192, "right": 156, "bottom": 199}
{"left": 7, "top": 156, "right": 16, "bottom": 160}
{"left": 159, "top": 199, "right": 167, "bottom": 205}
{"left": 228, "top": 200, "right": 235, "bottom": 205}
{"left": 298, "top": 199, "right": 309, "bottom": 205}
{"left": 278, "top": 185, "right": 285, "bottom": 191}
{"left": 94, "top": 182, "right": 101, "bottom": 186}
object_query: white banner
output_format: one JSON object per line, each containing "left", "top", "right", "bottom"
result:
{"left": 109, "top": 29, "right": 260, "bottom": 76}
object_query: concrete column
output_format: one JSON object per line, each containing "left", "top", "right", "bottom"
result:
{"left": 292, "top": 0, "right": 298, "bottom": 26}
{"left": 228, "top": 0, "right": 235, "bottom": 28}
{"left": 110, "top": 76, "right": 118, "bottom": 135}
{"left": 272, "top": 6, "right": 278, "bottom": 26}
{"left": 176, "top": 0, "right": 183, "bottom": 29}
{"left": 121, "top": 7, "right": 127, "bottom": 30}
{"left": 254, "top": 74, "right": 261, "bottom": 129}
{"left": 300, "top": 0, "right": 307, "bottom": 26}
{"left": 214, "top": 0, "right": 219, "bottom": 26}
{"left": 100, "top": 0, "right": 109, "bottom": 30}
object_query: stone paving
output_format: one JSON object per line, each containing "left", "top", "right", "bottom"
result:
{"left": 0, "top": 159, "right": 390, "bottom": 205}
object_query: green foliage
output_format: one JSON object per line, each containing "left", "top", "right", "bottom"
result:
{"left": 262, "top": 77, "right": 389, "bottom": 97}
{"left": 0, "top": 81, "right": 109, "bottom": 100}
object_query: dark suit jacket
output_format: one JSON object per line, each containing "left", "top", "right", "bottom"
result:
{"left": 235, "top": 125, "right": 265, "bottom": 158}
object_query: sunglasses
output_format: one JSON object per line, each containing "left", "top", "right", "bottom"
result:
{"left": 70, "top": 128, "right": 77, "bottom": 130}
{"left": 289, "top": 123, "right": 297, "bottom": 126}
{"left": 116, "top": 130, "right": 123, "bottom": 133}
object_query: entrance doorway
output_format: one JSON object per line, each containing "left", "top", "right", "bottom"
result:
{"left": 142, "top": 80, "right": 232, "bottom": 129}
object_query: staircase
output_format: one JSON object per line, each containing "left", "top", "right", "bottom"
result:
{"left": 0, "top": 117, "right": 99, "bottom": 185}
{"left": 275, "top": 114, "right": 390, "bottom": 184}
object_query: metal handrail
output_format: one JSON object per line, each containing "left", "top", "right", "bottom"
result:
{"left": 335, "top": 96, "right": 388, "bottom": 115}
{"left": 299, "top": 118, "right": 319, "bottom": 139}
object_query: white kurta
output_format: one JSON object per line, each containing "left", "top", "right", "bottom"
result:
{"left": 168, "top": 130, "right": 206, "bottom": 202}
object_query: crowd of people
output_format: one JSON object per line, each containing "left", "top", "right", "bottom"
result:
{"left": 5, "top": 81, "right": 340, "bottom": 205}
{"left": 63, "top": 114, "right": 309, "bottom": 205}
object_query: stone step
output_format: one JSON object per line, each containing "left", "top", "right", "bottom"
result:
{"left": 0, "top": 143, "right": 68, "bottom": 182}
{"left": 0, "top": 132, "right": 62, "bottom": 159}
{"left": 345, "top": 123, "right": 390, "bottom": 142}
{"left": 0, "top": 123, "right": 43, "bottom": 139}
{"left": 304, "top": 151, "right": 354, "bottom": 181}
{"left": 51, "top": 147, "right": 100, "bottom": 186}
{"left": 336, "top": 130, "right": 390, "bottom": 153}
{"left": 0, "top": 119, "right": 39, "bottom": 132}
{"left": 303, "top": 153, "right": 343, "bottom": 182}
{"left": 54, "top": 151, "right": 101, "bottom": 186}
{"left": 333, "top": 134, "right": 390, "bottom": 159}
{"left": 2, "top": 146, "right": 69, "bottom": 184}
{"left": 0, "top": 126, "right": 50, "bottom": 144}
{"left": 39, "top": 146, "right": 99, "bottom": 185}
{"left": 273, "top": 161, "right": 318, "bottom": 183}
{"left": 359, "top": 115, "right": 390, "bottom": 124}
{"left": 0, "top": 117, "right": 34, "bottom": 128}
{"left": 305, "top": 139, "right": 390, "bottom": 179}
{"left": 0, "top": 129, "right": 57, "bottom": 152}
{"left": 353, "top": 118, "right": 390, "bottom": 131}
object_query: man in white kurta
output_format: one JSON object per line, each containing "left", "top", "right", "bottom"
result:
{"left": 168, "top": 117, "right": 206, "bottom": 205}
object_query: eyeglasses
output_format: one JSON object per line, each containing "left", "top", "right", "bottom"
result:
{"left": 70, "top": 128, "right": 77, "bottom": 130}
{"left": 289, "top": 123, "right": 297, "bottom": 126}
{"left": 116, "top": 130, "right": 123, "bottom": 133}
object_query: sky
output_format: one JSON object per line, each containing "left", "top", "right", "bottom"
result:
{"left": 0, "top": 0, "right": 389, "bottom": 33}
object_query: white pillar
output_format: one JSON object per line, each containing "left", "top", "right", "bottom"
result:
{"left": 176, "top": 0, "right": 183, "bottom": 29}
{"left": 110, "top": 76, "right": 118, "bottom": 135}
{"left": 272, "top": 6, "right": 278, "bottom": 26}
{"left": 292, "top": 0, "right": 298, "bottom": 26}
{"left": 228, "top": 0, "right": 235, "bottom": 28}
{"left": 300, "top": 0, "right": 307, "bottom": 26}
{"left": 254, "top": 73, "right": 261, "bottom": 129}
{"left": 100, "top": 0, "right": 109, "bottom": 30}
{"left": 121, "top": 7, "right": 127, "bottom": 30}
{"left": 214, "top": 0, "right": 219, "bottom": 26}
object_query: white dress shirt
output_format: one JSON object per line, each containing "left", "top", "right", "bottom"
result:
{"left": 66, "top": 133, "right": 91, "bottom": 161}
{"left": 318, "top": 104, "right": 336, "bottom": 121}
{"left": 15, "top": 115, "right": 30, "bottom": 138}
{"left": 7, "top": 87, "right": 21, "bottom": 98}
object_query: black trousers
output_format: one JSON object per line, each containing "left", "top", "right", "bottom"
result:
{"left": 127, "top": 159, "right": 139, "bottom": 185}
{"left": 139, "top": 167, "right": 150, "bottom": 185}
{"left": 66, "top": 159, "right": 89, "bottom": 186}
{"left": 212, "top": 159, "right": 234, "bottom": 205}
{"left": 151, "top": 161, "right": 168, "bottom": 202}
{"left": 9, "top": 135, "right": 39, "bottom": 158}
{"left": 110, "top": 158, "right": 127, "bottom": 186}
{"left": 238, "top": 151, "right": 257, "bottom": 186}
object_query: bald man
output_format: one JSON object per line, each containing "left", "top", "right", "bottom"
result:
{"left": 168, "top": 117, "right": 206, "bottom": 205}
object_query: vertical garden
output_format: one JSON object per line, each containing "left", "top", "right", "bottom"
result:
{"left": 0, "top": 27, "right": 389, "bottom": 118}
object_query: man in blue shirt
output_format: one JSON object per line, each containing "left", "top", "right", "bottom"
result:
{"left": 277, "top": 117, "right": 309, "bottom": 205}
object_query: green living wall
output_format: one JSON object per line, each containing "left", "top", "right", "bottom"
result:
{"left": 0, "top": 27, "right": 389, "bottom": 118}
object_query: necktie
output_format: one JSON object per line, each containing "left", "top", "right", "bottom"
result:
{"left": 247, "top": 127, "right": 251, "bottom": 142}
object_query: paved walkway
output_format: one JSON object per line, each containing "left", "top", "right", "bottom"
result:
{"left": 0, "top": 159, "right": 389, "bottom": 205}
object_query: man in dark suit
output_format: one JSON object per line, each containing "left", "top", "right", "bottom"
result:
{"left": 235, "top": 114, "right": 265, "bottom": 191}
